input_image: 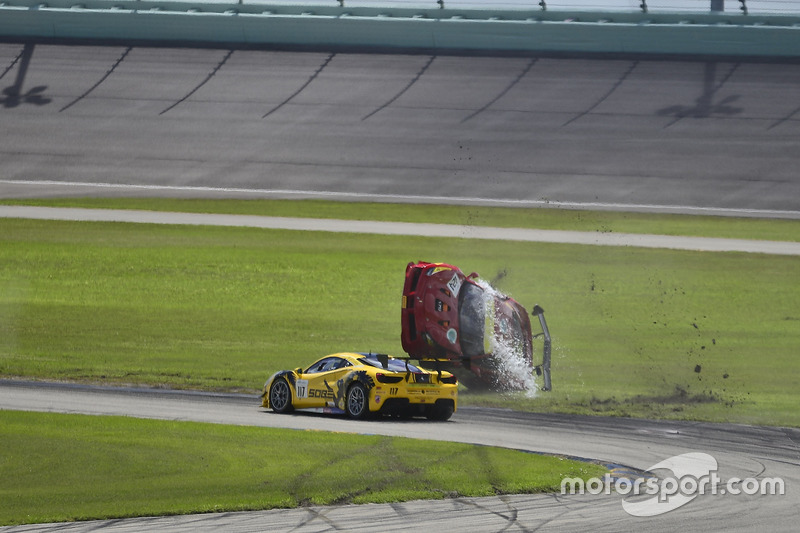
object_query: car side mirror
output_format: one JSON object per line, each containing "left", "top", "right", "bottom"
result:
{"left": 295, "top": 367, "right": 303, "bottom": 375}
{"left": 468, "top": 272, "right": 479, "bottom": 279}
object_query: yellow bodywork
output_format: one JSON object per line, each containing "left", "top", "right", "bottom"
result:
{"left": 262, "top": 352, "right": 458, "bottom": 419}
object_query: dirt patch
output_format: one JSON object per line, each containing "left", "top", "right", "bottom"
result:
{"left": 581, "top": 385, "right": 727, "bottom": 416}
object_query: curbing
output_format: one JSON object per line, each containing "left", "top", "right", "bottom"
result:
{"left": 1, "top": 1, "right": 800, "bottom": 57}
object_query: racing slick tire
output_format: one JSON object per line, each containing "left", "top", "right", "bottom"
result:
{"left": 269, "top": 378, "right": 293, "bottom": 414}
{"left": 346, "top": 382, "right": 370, "bottom": 420}
{"left": 426, "top": 400, "right": 455, "bottom": 421}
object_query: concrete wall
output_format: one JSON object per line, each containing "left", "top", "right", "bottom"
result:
{"left": 1, "top": 0, "right": 799, "bottom": 57}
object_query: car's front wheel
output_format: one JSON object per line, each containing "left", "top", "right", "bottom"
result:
{"left": 269, "top": 378, "right": 293, "bottom": 414}
{"left": 346, "top": 382, "right": 369, "bottom": 419}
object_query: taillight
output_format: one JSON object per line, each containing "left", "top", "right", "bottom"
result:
{"left": 440, "top": 375, "right": 457, "bottom": 385}
{"left": 376, "top": 373, "right": 403, "bottom": 384}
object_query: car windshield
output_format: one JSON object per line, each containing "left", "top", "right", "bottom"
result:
{"left": 360, "top": 355, "right": 422, "bottom": 373}
{"left": 458, "top": 282, "right": 486, "bottom": 357}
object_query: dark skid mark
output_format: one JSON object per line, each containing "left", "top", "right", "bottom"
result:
{"left": 660, "top": 62, "right": 742, "bottom": 128}
{"left": 453, "top": 496, "right": 521, "bottom": 526}
{"left": 0, "top": 45, "right": 24, "bottom": 82}
{"left": 362, "top": 55, "right": 436, "bottom": 121}
{"left": 1, "top": 43, "right": 51, "bottom": 109}
{"left": 293, "top": 507, "right": 342, "bottom": 531}
{"left": 562, "top": 60, "right": 639, "bottom": 127}
{"left": 60, "top": 47, "right": 132, "bottom": 112}
{"left": 461, "top": 57, "right": 538, "bottom": 123}
{"left": 768, "top": 105, "right": 800, "bottom": 130}
{"left": 262, "top": 52, "right": 336, "bottom": 119}
{"left": 160, "top": 49, "right": 235, "bottom": 116}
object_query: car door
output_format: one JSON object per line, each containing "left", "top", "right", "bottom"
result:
{"left": 296, "top": 357, "right": 352, "bottom": 409}
{"left": 292, "top": 358, "right": 326, "bottom": 408}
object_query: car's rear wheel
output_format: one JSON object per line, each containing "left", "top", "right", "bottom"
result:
{"left": 426, "top": 400, "right": 454, "bottom": 421}
{"left": 346, "top": 382, "right": 369, "bottom": 419}
{"left": 269, "top": 378, "right": 293, "bottom": 414}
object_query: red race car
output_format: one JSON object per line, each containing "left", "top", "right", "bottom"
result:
{"left": 401, "top": 261, "right": 551, "bottom": 390}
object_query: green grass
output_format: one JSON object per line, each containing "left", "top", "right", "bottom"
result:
{"left": 0, "top": 198, "right": 797, "bottom": 525}
{"left": 5, "top": 197, "right": 800, "bottom": 242}
{"left": 1, "top": 204, "right": 798, "bottom": 427}
{"left": 0, "top": 410, "right": 606, "bottom": 526}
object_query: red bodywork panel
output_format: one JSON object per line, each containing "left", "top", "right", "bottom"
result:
{"left": 402, "top": 262, "right": 466, "bottom": 358}
{"left": 401, "top": 261, "right": 534, "bottom": 388}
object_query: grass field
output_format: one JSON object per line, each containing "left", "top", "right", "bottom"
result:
{"left": 1, "top": 198, "right": 797, "bottom": 526}
{"left": 1, "top": 199, "right": 798, "bottom": 427}
{"left": 0, "top": 410, "right": 606, "bottom": 526}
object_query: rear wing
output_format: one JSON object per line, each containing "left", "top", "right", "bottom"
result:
{"left": 374, "top": 353, "right": 451, "bottom": 379}
{"left": 532, "top": 305, "right": 552, "bottom": 391}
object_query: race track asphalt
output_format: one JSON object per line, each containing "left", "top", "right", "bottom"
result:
{"left": 2, "top": 42, "right": 800, "bottom": 217}
{"left": 0, "top": 382, "right": 797, "bottom": 532}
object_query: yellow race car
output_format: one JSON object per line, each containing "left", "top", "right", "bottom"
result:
{"left": 261, "top": 352, "right": 458, "bottom": 420}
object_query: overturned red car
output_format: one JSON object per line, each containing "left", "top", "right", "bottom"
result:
{"left": 401, "top": 261, "right": 551, "bottom": 390}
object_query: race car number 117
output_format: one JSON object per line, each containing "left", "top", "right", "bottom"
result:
{"left": 295, "top": 379, "right": 309, "bottom": 399}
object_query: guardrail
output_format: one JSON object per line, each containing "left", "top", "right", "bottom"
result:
{"left": 2, "top": 0, "right": 800, "bottom": 57}
{"left": 269, "top": 0, "right": 798, "bottom": 14}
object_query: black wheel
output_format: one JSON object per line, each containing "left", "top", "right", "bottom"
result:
{"left": 426, "top": 401, "right": 454, "bottom": 421}
{"left": 346, "top": 382, "right": 369, "bottom": 419}
{"left": 269, "top": 378, "right": 293, "bottom": 414}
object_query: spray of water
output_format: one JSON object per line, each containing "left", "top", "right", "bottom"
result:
{"left": 475, "top": 279, "right": 539, "bottom": 397}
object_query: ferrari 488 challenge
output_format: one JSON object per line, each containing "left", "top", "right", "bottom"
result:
{"left": 401, "top": 261, "right": 551, "bottom": 390}
{"left": 261, "top": 352, "right": 458, "bottom": 420}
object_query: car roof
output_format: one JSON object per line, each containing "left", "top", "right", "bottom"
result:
{"left": 312, "top": 352, "right": 428, "bottom": 373}
{"left": 315, "top": 352, "right": 392, "bottom": 364}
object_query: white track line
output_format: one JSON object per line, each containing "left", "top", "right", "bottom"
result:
{"left": 2, "top": 179, "right": 799, "bottom": 219}
{"left": 2, "top": 205, "right": 799, "bottom": 256}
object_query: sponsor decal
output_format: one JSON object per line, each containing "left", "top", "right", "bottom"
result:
{"left": 446, "top": 274, "right": 462, "bottom": 296}
{"left": 447, "top": 328, "right": 458, "bottom": 344}
{"left": 308, "top": 388, "right": 335, "bottom": 399}
{"left": 295, "top": 379, "right": 309, "bottom": 399}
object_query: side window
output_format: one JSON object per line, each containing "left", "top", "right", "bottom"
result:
{"left": 306, "top": 357, "right": 352, "bottom": 373}
{"left": 306, "top": 359, "right": 330, "bottom": 374}
{"left": 321, "top": 358, "right": 345, "bottom": 372}
{"left": 332, "top": 358, "right": 352, "bottom": 370}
